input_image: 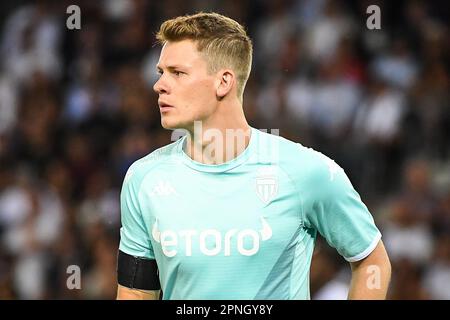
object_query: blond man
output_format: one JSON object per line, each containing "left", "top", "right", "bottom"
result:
{"left": 116, "top": 12, "right": 391, "bottom": 300}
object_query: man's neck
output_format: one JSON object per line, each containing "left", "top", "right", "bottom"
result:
{"left": 184, "top": 104, "right": 251, "bottom": 165}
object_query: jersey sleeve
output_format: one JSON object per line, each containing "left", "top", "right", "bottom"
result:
{"left": 302, "top": 153, "right": 381, "bottom": 262}
{"left": 119, "top": 165, "right": 155, "bottom": 259}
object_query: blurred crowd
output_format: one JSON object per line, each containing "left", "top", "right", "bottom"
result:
{"left": 0, "top": 0, "right": 448, "bottom": 299}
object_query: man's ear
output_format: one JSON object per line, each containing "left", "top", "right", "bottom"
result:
{"left": 216, "top": 70, "right": 235, "bottom": 100}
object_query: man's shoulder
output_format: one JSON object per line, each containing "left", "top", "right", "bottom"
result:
{"left": 257, "top": 131, "right": 343, "bottom": 185}
{"left": 256, "top": 130, "right": 330, "bottom": 165}
{"left": 123, "top": 139, "right": 181, "bottom": 186}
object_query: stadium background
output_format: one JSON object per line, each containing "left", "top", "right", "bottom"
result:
{"left": 0, "top": 0, "right": 448, "bottom": 299}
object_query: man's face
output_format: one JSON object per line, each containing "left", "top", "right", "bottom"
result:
{"left": 153, "top": 40, "right": 218, "bottom": 130}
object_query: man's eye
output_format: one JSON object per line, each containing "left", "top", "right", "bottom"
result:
{"left": 174, "top": 71, "right": 181, "bottom": 76}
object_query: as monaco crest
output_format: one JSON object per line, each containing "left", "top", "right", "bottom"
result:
{"left": 256, "top": 166, "right": 278, "bottom": 205}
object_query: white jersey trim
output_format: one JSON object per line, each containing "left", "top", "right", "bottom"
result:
{"left": 345, "top": 232, "right": 382, "bottom": 262}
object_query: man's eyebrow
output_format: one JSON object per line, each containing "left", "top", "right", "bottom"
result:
{"left": 156, "top": 65, "right": 188, "bottom": 72}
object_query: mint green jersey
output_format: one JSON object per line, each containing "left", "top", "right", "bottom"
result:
{"left": 119, "top": 127, "right": 381, "bottom": 300}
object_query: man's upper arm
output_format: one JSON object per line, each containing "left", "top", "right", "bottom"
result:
{"left": 348, "top": 239, "right": 391, "bottom": 299}
{"left": 301, "top": 151, "right": 382, "bottom": 261}
{"left": 349, "top": 239, "right": 391, "bottom": 271}
{"left": 117, "top": 164, "right": 161, "bottom": 297}
{"left": 117, "top": 285, "right": 161, "bottom": 300}
{"left": 119, "top": 164, "right": 154, "bottom": 258}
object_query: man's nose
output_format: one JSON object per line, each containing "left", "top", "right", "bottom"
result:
{"left": 153, "top": 76, "right": 168, "bottom": 95}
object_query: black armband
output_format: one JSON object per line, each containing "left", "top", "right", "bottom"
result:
{"left": 117, "top": 250, "right": 161, "bottom": 290}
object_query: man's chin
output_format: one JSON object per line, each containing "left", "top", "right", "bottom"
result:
{"left": 161, "top": 118, "right": 182, "bottom": 130}
{"left": 161, "top": 122, "right": 175, "bottom": 130}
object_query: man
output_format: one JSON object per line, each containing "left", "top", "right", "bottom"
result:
{"left": 116, "top": 12, "right": 391, "bottom": 300}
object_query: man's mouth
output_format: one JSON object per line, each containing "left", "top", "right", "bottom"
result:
{"left": 158, "top": 102, "right": 174, "bottom": 112}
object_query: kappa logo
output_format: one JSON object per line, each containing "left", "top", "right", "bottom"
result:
{"left": 149, "top": 180, "right": 178, "bottom": 197}
{"left": 152, "top": 217, "right": 272, "bottom": 257}
{"left": 256, "top": 166, "right": 278, "bottom": 205}
{"left": 124, "top": 168, "right": 134, "bottom": 183}
{"left": 317, "top": 154, "right": 342, "bottom": 181}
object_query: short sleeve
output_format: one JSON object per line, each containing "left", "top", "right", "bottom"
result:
{"left": 119, "top": 166, "right": 155, "bottom": 259}
{"left": 303, "top": 154, "right": 381, "bottom": 262}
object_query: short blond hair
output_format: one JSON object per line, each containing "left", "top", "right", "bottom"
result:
{"left": 156, "top": 12, "right": 253, "bottom": 99}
